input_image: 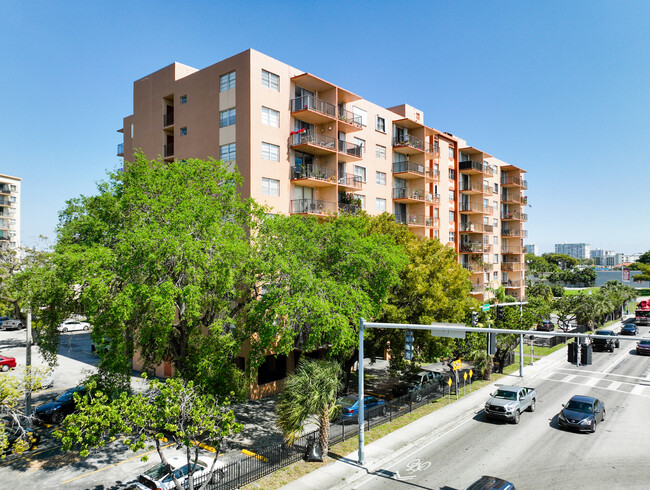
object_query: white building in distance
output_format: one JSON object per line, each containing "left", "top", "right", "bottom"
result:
{"left": 555, "top": 242, "right": 590, "bottom": 259}
{"left": 0, "top": 174, "right": 20, "bottom": 250}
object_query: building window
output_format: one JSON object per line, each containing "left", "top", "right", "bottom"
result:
{"left": 220, "top": 143, "right": 236, "bottom": 162}
{"left": 493, "top": 236, "right": 498, "bottom": 245}
{"left": 493, "top": 201, "right": 498, "bottom": 213}
{"left": 376, "top": 144, "right": 386, "bottom": 159}
{"left": 376, "top": 171, "right": 386, "bottom": 185}
{"left": 449, "top": 146, "right": 455, "bottom": 158}
{"left": 376, "top": 198, "right": 386, "bottom": 212}
{"left": 434, "top": 230, "right": 439, "bottom": 239}
{"left": 262, "top": 177, "right": 280, "bottom": 196}
{"left": 180, "top": 127, "right": 187, "bottom": 136}
{"left": 352, "top": 106, "right": 367, "bottom": 126}
{"left": 493, "top": 271, "right": 499, "bottom": 280}
{"left": 494, "top": 183, "right": 499, "bottom": 194}
{"left": 262, "top": 69, "right": 279, "bottom": 91}
{"left": 353, "top": 137, "right": 365, "bottom": 155}
{"left": 449, "top": 169, "right": 455, "bottom": 179}
{"left": 262, "top": 142, "right": 280, "bottom": 162}
{"left": 449, "top": 232, "right": 455, "bottom": 243}
{"left": 356, "top": 195, "right": 366, "bottom": 209}
{"left": 180, "top": 95, "right": 187, "bottom": 104}
{"left": 493, "top": 218, "right": 498, "bottom": 228}
{"left": 262, "top": 106, "right": 280, "bottom": 127}
{"left": 354, "top": 165, "right": 367, "bottom": 183}
{"left": 494, "top": 254, "right": 499, "bottom": 263}
{"left": 376, "top": 116, "right": 385, "bottom": 132}
{"left": 220, "top": 108, "right": 236, "bottom": 127}
{"left": 220, "top": 71, "right": 236, "bottom": 92}
{"left": 433, "top": 208, "right": 439, "bottom": 219}
{"left": 449, "top": 211, "right": 454, "bottom": 221}
{"left": 484, "top": 254, "right": 489, "bottom": 264}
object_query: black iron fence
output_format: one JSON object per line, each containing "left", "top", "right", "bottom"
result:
{"left": 189, "top": 369, "right": 479, "bottom": 489}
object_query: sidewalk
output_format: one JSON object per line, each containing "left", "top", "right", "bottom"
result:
{"left": 280, "top": 341, "right": 570, "bottom": 490}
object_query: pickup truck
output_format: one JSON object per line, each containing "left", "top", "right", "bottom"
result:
{"left": 484, "top": 385, "right": 536, "bottom": 424}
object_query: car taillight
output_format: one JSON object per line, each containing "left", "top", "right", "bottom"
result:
{"left": 345, "top": 409, "right": 353, "bottom": 413}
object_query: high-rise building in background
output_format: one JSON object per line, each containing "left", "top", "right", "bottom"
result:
{"left": 555, "top": 242, "right": 590, "bottom": 260}
{"left": 0, "top": 174, "right": 20, "bottom": 251}
{"left": 524, "top": 244, "right": 539, "bottom": 256}
{"left": 119, "top": 49, "right": 528, "bottom": 302}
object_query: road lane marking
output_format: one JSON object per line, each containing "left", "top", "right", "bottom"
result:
{"left": 561, "top": 375, "right": 576, "bottom": 383}
{"left": 609, "top": 381, "right": 622, "bottom": 390}
{"left": 543, "top": 374, "right": 650, "bottom": 398}
{"left": 583, "top": 377, "right": 598, "bottom": 387}
{"left": 557, "top": 368, "right": 650, "bottom": 382}
{"left": 60, "top": 443, "right": 174, "bottom": 485}
{"left": 631, "top": 385, "right": 645, "bottom": 395}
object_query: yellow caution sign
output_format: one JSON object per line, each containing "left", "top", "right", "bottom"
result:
{"left": 463, "top": 372, "right": 468, "bottom": 381}
{"left": 469, "top": 369, "right": 473, "bottom": 378}
{"left": 452, "top": 359, "right": 461, "bottom": 371}
{"left": 447, "top": 377, "right": 452, "bottom": 387}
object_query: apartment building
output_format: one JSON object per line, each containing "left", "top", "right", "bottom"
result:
{"left": 0, "top": 174, "right": 20, "bottom": 251}
{"left": 555, "top": 242, "right": 590, "bottom": 260}
{"left": 119, "top": 49, "right": 527, "bottom": 395}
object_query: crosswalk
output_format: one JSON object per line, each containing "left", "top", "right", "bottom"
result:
{"left": 542, "top": 367, "right": 650, "bottom": 398}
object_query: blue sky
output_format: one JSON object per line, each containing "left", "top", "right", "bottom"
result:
{"left": 3, "top": 0, "right": 649, "bottom": 254}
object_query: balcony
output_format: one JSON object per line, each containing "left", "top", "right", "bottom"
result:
{"left": 0, "top": 186, "right": 11, "bottom": 195}
{"left": 426, "top": 143, "right": 440, "bottom": 157}
{"left": 338, "top": 173, "right": 363, "bottom": 190}
{"left": 501, "top": 175, "right": 528, "bottom": 189}
{"left": 460, "top": 202, "right": 486, "bottom": 214}
{"left": 117, "top": 143, "right": 124, "bottom": 156}
{"left": 502, "top": 246, "right": 522, "bottom": 254}
{"left": 164, "top": 144, "right": 174, "bottom": 158}
{"left": 290, "top": 165, "right": 337, "bottom": 187}
{"left": 291, "top": 131, "right": 337, "bottom": 156}
{"left": 503, "top": 280, "right": 522, "bottom": 288}
{"left": 502, "top": 210, "right": 528, "bottom": 221}
{"left": 163, "top": 113, "right": 174, "bottom": 127}
{"left": 393, "top": 187, "right": 435, "bottom": 203}
{"left": 501, "top": 192, "right": 527, "bottom": 204}
{"left": 338, "top": 202, "right": 362, "bottom": 215}
{"left": 501, "top": 262, "right": 523, "bottom": 271}
{"left": 337, "top": 108, "right": 363, "bottom": 132}
{"left": 290, "top": 95, "right": 336, "bottom": 124}
{"left": 459, "top": 181, "right": 485, "bottom": 194}
{"left": 471, "top": 284, "right": 485, "bottom": 293}
{"left": 501, "top": 228, "right": 528, "bottom": 238}
{"left": 392, "top": 161, "right": 426, "bottom": 179}
{"left": 337, "top": 139, "right": 362, "bottom": 161}
{"left": 459, "top": 160, "right": 494, "bottom": 176}
{"left": 427, "top": 169, "right": 441, "bottom": 182}
{"left": 395, "top": 214, "right": 437, "bottom": 227}
{"left": 290, "top": 199, "right": 337, "bottom": 215}
{"left": 460, "top": 241, "right": 485, "bottom": 253}
{"left": 0, "top": 199, "right": 11, "bottom": 207}
{"left": 460, "top": 223, "right": 494, "bottom": 233}
{"left": 393, "top": 135, "right": 424, "bottom": 154}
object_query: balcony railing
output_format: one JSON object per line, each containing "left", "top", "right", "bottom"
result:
{"left": 338, "top": 108, "right": 363, "bottom": 128}
{"left": 338, "top": 139, "right": 362, "bottom": 158}
{"left": 427, "top": 143, "right": 440, "bottom": 156}
{"left": 293, "top": 131, "right": 337, "bottom": 150}
{"left": 503, "top": 280, "right": 522, "bottom": 288}
{"left": 395, "top": 214, "right": 437, "bottom": 226}
{"left": 290, "top": 165, "right": 337, "bottom": 183}
{"left": 501, "top": 228, "right": 528, "bottom": 238}
{"left": 393, "top": 135, "right": 424, "bottom": 152}
{"left": 392, "top": 161, "right": 425, "bottom": 176}
{"left": 460, "top": 202, "right": 485, "bottom": 213}
{"left": 290, "top": 199, "right": 337, "bottom": 215}
{"left": 427, "top": 169, "right": 440, "bottom": 181}
{"left": 460, "top": 223, "right": 494, "bottom": 233}
{"left": 290, "top": 95, "right": 336, "bottom": 119}
{"left": 338, "top": 203, "right": 361, "bottom": 214}
{"left": 501, "top": 175, "right": 528, "bottom": 188}
{"left": 338, "top": 173, "right": 363, "bottom": 189}
{"left": 502, "top": 246, "right": 522, "bottom": 254}
{"left": 502, "top": 210, "right": 528, "bottom": 221}
{"left": 501, "top": 262, "right": 523, "bottom": 271}
{"left": 392, "top": 187, "right": 435, "bottom": 201}
{"left": 0, "top": 186, "right": 11, "bottom": 194}
{"left": 460, "top": 181, "right": 484, "bottom": 192}
{"left": 164, "top": 144, "right": 174, "bottom": 157}
{"left": 459, "top": 160, "right": 494, "bottom": 176}
{"left": 117, "top": 143, "right": 124, "bottom": 156}
{"left": 471, "top": 284, "right": 485, "bottom": 293}
{"left": 163, "top": 113, "right": 174, "bottom": 127}
{"left": 460, "top": 241, "right": 485, "bottom": 253}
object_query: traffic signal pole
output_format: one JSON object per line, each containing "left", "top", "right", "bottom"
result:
{"left": 358, "top": 317, "right": 365, "bottom": 465}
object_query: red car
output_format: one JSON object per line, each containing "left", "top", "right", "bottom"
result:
{"left": 0, "top": 355, "right": 16, "bottom": 372}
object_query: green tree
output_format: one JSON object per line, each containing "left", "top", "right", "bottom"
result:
{"left": 554, "top": 294, "right": 581, "bottom": 330}
{"left": 634, "top": 263, "right": 650, "bottom": 283}
{"left": 543, "top": 253, "right": 578, "bottom": 270}
{"left": 526, "top": 283, "right": 553, "bottom": 301}
{"left": 525, "top": 253, "right": 553, "bottom": 274}
{"left": 32, "top": 155, "right": 260, "bottom": 397}
{"left": 638, "top": 250, "right": 650, "bottom": 265}
{"left": 56, "top": 377, "right": 241, "bottom": 490}
{"left": 275, "top": 359, "right": 342, "bottom": 456}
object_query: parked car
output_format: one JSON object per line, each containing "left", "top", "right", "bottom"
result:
{"left": 0, "top": 355, "right": 16, "bottom": 372}
{"left": 35, "top": 386, "right": 86, "bottom": 424}
{"left": 536, "top": 320, "right": 554, "bottom": 332}
{"left": 134, "top": 455, "right": 225, "bottom": 490}
{"left": 392, "top": 370, "right": 442, "bottom": 401}
{"left": 464, "top": 475, "right": 516, "bottom": 490}
{"left": 620, "top": 324, "right": 639, "bottom": 336}
{"left": 336, "top": 394, "right": 386, "bottom": 421}
{"left": 57, "top": 319, "right": 91, "bottom": 333}
{"left": 484, "top": 386, "right": 536, "bottom": 424}
{"left": 591, "top": 330, "right": 620, "bottom": 352}
{"left": 636, "top": 340, "right": 650, "bottom": 356}
{"left": 557, "top": 395, "right": 605, "bottom": 433}
{"left": 0, "top": 318, "right": 23, "bottom": 330}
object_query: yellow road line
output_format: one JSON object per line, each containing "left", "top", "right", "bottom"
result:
{"left": 241, "top": 448, "right": 269, "bottom": 462}
{"left": 60, "top": 443, "right": 173, "bottom": 485}
{"left": 0, "top": 444, "right": 61, "bottom": 466}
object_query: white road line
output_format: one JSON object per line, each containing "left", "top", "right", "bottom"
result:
{"left": 543, "top": 374, "right": 650, "bottom": 398}
{"left": 631, "top": 385, "right": 645, "bottom": 395}
{"left": 609, "top": 381, "right": 622, "bottom": 391}
{"left": 557, "top": 368, "right": 650, "bottom": 382}
{"left": 583, "top": 377, "right": 598, "bottom": 387}
{"left": 562, "top": 375, "right": 577, "bottom": 383}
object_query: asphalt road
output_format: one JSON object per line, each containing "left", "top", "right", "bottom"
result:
{"left": 347, "top": 326, "right": 650, "bottom": 490}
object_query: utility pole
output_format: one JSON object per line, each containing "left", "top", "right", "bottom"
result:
{"left": 25, "top": 310, "right": 32, "bottom": 420}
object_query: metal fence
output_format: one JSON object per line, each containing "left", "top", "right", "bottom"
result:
{"left": 188, "top": 370, "right": 479, "bottom": 489}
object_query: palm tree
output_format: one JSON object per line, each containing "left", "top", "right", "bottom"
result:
{"left": 466, "top": 347, "right": 493, "bottom": 380}
{"left": 276, "top": 359, "right": 342, "bottom": 456}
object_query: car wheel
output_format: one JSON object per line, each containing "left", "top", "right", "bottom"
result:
{"left": 601, "top": 409, "right": 606, "bottom": 422}
{"left": 513, "top": 410, "right": 520, "bottom": 424}
{"left": 414, "top": 393, "right": 422, "bottom": 403}
{"left": 51, "top": 411, "right": 65, "bottom": 424}
{"left": 1, "top": 364, "right": 9, "bottom": 372}
{"left": 83, "top": 325, "right": 89, "bottom": 331}
{"left": 528, "top": 398, "right": 536, "bottom": 412}
{"left": 591, "top": 420, "right": 597, "bottom": 433}
{"left": 61, "top": 327, "right": 68, "bottom": 333}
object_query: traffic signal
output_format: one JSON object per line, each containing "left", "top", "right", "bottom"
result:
{"left": 404, "top": 330, "right": 414, "bottom": 360}
{"left": 496, "top": 305, "right": 504, "bottom": 321}
{"left": 487, "top": 332, "right": 497, "bottom": 355}
{"left": 471, "top": 311, "right": 479, "bottom": 327}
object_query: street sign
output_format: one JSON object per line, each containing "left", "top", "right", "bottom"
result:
{"left": 447, "top": 377, "right": 452, "bottom": 387}
{"left": 463, "top": 372, "right": 468, "bottom": 380}
{"left": 469, "top": 369, "right": 473, "bottom": 378}
{"left": 452, "top": 359, "right": 461, "bottom": 371}
{"left": 430, "top": 323, "right": 466, "bottom": 338}
{"left": 481, "top": 304, "right": 490, "bottom": 312}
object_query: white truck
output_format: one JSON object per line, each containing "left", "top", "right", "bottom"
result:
{"left": 484, "top": 385, "right": 537, "bottom": 424}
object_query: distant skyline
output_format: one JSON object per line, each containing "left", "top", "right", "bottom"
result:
{"left": 4, "top": 0, "right": 649, "bottom": 254}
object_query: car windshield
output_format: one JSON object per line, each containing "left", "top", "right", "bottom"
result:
{"left": 598, "top": 331, "right": 613, "bottom": 336}
{"left": 566, "top": 400, "right": 593, "bottom": 413}
{"left": 338, "top": 396, "right": 357, "bottom": 407}
{"left": 143, "top": 462, "right": 171, "bottom": 480}
{"left": 493, "top": 389, "right": 517, "bottom": 400}
{"left": 639, "top": 341, "right": 650, "bottom": 346}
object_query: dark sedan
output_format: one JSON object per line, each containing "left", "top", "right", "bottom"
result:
{"left": 636, "top": 340, "right": 650, "bottom": 356}
{"left": 35, "top": 386, "right": 85, "bottom": 424}
{"left": 621, "top": 324, "right": 639, "bottom": 335}
{"left": 464, "top": 475, "right": 516, "bottom": 490}
{"left": 558, "top": 395, "right": 605, "bottom": 433}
